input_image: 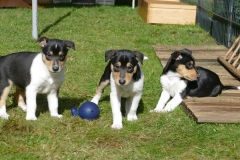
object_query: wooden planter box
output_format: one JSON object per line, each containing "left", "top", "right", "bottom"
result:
{"left": 138, "top": 0, "right": 196, "bottom": 24}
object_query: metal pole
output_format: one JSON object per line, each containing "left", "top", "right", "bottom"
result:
{"left": 228, "top": 0, "right": 233, "bottom": 48}
{"left": 32, "top": 0, "right": 38, "bottom": 40}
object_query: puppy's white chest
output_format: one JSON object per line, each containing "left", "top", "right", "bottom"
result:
{"left": 28, "top": 53, "right": 65, "bottom": 94}
{"left": 160, "top": 73, "right": 187, "bottom": 97}
{"left": 110, "top": 73, "right": 144, "bottom": 98}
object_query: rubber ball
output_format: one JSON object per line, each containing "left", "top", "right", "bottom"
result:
{"left": 71, "top": 107, "right": 78, "bottom": 116}
{"left": 78, "top": 102, "right": 100, "bottom": 120}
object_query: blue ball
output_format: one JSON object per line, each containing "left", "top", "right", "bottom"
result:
{"left": 71, "top": 107, "right": 78, "bottom": 116}
{"left": 78, "top": 102, "right": 100, "bottom": 120}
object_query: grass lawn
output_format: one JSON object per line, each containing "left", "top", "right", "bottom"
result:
{"left": 0, "top": 2, "right": 240, "bottom": 160}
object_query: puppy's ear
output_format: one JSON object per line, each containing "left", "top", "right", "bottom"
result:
{"left": 182, "top": 48, "right": 192, "bottom": 55}
{"left": 37, "top": 37, "right": 49, "bottom": 48}
{"left": 64, "top": 40, "right": 76, "bottom": 50}
{"left": 181, "top": 48, "right": 195, "bottom": 60}
{"left": 171, "top": 51, "right": 183, "bottom": 61}
{"left": 163, "top": 51, "right": 181, "bottom": 74}
{"left": 105, "top": 50, "right": 117, "bottom": 62}
{"left": 133, "top": 51, "right": 144, "bottom": 65}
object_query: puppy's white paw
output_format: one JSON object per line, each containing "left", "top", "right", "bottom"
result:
{"left": 0, "top": 113, "right": 9, "bottom": 119}
{"left": 26, "top": 115, "right": 37, "bottom": 120}
{"left": 127, "top": 114, "right": 138, "bottom": 121}
{"left": 150, "top": 109, "right": 166, "bottom": 113}
{"left": 91, "top": 94, "right": 101, "bottom": 105}
{"left": 51, "top": 114, "right": 63, "bottom": 118}
{"left": 91, "top": 99, "right": 99, "bottom": 105}
{"left": 18, "top": 103, "right": 27, "bottom": 112}
{"left": 111, "top": 123, "right": 123, "bottom": 129}
{"left": 0, "top": 106, "right": 9, "bottom": 119}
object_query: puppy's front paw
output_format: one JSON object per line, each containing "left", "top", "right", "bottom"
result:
{"left": 26, "top": 115, "right": 37, "bottom": 120}
{"left": 127, "top": 114, "right": 138, "bottom": 121}
{"left": 0, "top": 107, "right": 9, "bottom": 119}
{"left": 51, "top": 114, "right": 63, "bottom": 118}
{"left": 150, "top": 108, "right": 166, "bottom": 113}
{"left": 91, "top": 99, "right": 98, "bottom": 105}
{"left": 111, "top": 123, "right": 123, "bottom": 129}
{"left": 0, "top": 113, "right": 9, "bottom": 119}
{"left": 18, "top": 103, "right": 27, "bottom": 112}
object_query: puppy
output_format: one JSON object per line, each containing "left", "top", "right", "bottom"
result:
{"left": 0, "top": 37, "right": 75, "bottom": 120}
{"left": 91, "top": 49, "right": 145, "bottom": 129}
{"left": 151, "top": 48, "right": 240, "bottom": 112}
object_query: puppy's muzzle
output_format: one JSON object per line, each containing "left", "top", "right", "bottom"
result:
{"left": 52, "top": 60, "right": 59, "bottom": 72}
{"left": 119, "top": 79, "right": 126, "bottom": 85}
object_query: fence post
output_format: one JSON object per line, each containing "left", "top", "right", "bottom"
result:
{"left": 227, "top": 0, "right": 233, "bottom": 48}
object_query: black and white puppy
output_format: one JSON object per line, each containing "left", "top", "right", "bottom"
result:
{"left": 0, "top": 37, "right": 75, "bottom": 120}
{"left": 91, "top": 49, "right": 145, "bottom": 129}
{"left": 151, "top": 48, "right": 240, "bottom": 112}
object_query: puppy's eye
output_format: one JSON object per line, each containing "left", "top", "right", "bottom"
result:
{"left": 59, "top": 54, "right": 65, "bottom": 61}
{"left": 114, "top": 64, "right": 119, "bottom": 71}
{"left": 186, "top": 62, "right": 193, "bottom": 69}
{"left": 46, "top": 54, "right": 52, "bottom": 60}
{"left": 127, "top": 66, "right": 133, "bottom": 72}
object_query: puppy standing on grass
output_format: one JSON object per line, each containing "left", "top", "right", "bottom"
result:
{"left": 151, "top": 48, "right": 240, "bottom": 112}
{"left": 91, "top": 49, "right": 145, "bottom": 129}
{"left": 0, "top": 37, "right": 75, "bottom": 120}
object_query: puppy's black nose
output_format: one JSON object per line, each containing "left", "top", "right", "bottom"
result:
{"left": 52, "top": 66, "right": 59, "bottom": 72}
{"left": 119, "top": 79, "right": 126, "bottom": 85}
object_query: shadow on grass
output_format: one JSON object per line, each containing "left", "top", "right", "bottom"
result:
{"left": 98, "top": 95, "right": 144, "bottom": 117}
{"left": 38, "top": 10, "right": 75, "bottom": 37}
{"left": 6, "top": 93, "right": 84, "bottom": 118}
{"left": 6, "top": 92, "right": 143, "bottom": 118}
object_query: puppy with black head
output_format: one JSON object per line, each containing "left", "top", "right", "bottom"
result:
{"left": 91, "top": 49, "right": 145, "bottom": 129}
{"left": 0, "top": 37, "right": 75, "bottom": 120}
{"left": 151, "top": 48, "right": 240, "bottom": 112}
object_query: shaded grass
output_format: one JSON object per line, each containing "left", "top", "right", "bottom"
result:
{"left": 1, "top": 4, "right": 240, "bottom": 160}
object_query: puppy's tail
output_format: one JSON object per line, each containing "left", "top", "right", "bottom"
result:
{"left": 223, "top": 86, "right": 240, "bottom": 90}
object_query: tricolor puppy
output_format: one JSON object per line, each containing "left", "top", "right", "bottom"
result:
{"left": 151, "top": 48, "right": 240, "bottom": 112}
{"left": 0, "top": 37, "right": 75, "bottom": 120}
{"left": 91, "top": 49, "right": 145, "bottom": 129}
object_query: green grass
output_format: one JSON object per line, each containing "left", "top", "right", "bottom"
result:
{"left": 0, "top": 3, "right": 239, "bottom": 160}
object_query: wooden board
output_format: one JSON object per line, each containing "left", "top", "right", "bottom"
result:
{"left": 154, "top": 45, "right": 240, "bottom": 123}
{"left": 138, "top": 0, "right": 196, "bottom": 24}
{"left": 0, "top": 0, "right": 30, "bottom": 7}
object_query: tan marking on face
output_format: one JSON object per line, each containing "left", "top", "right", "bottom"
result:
{"left": 14, "top": 87, "right": 26, "bottom": 106}
{"left": 111, "top": 64, "right": 120, "bottom": 85}
{"left": 59, "top": 54, "right": 67, "bottom": 70}
{"left": 42, "top": 54, "right": 66, "bottom": 72}
{"left": 96, "top": 80, "right": 110, "bottom": 94}
{"left": 125, "top": 65, "right": 137, "bottom": 85}
{"left": 111, "top": 63, "right": 137, "bottom": 85}
{"left": 176, "top": 64, "right": 198, "bottom": 81}
{"left": 42, "top": 54, "right": 54, "bottom": 72}
{"left": 0, "top": 80, "right": 13, "bottom": 108}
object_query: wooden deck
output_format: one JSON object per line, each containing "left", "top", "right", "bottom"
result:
{"left": 154, "top": 45, "right": 240, "bottom": 123}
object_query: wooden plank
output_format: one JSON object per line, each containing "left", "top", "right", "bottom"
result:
{"left": 184, "top": 96, "right": 240, "bottom": 103}
{"left": 153, "top": 45, "right": 228, "bottom": 51}
{"left": 218, "top": 56, "right": 240, "bottom": 81}
{"left": 181, "top": 102, "right": 240, "bottom": 123}
{"left": 0, "top": 0, "right": 30, "bottom": 7}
